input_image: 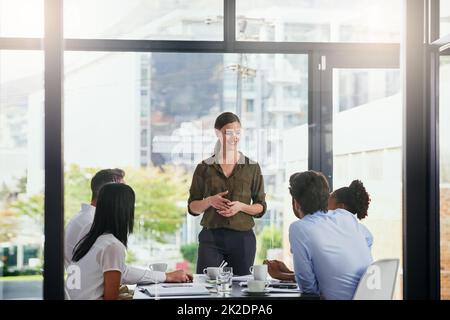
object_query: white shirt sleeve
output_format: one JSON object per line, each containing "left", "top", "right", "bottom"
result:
{"left": 121, "top": 265, "right": 166, "bottom": 284}
{"left": 100, "top": 242, "right": 126, "bottom": 274}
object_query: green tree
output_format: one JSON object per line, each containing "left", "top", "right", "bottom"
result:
{"left": 16, "top": 176, "right": 27, "bottom": 194}
{"left": 10, "top": 194, "right": 44, "bottom": 228}
{"left": 9, "top": 164, "right": 189, "bottom": 242}
{"left": 180, "top": 243, "right": 198, "bottom": 265}
{"left": 255, "top": 226, "right": 283, "bottom": 264}
{"left": 0, "top": 209, "right": 21, "bottom": 242}
{"left": 126, "top": 249, "right": 137, "bottom": 265}
{"left": 64, "top": 164, "right": 96, "bottom": 223}
{"left": 0, "top": 176, "right": 38, "bottom": 242}
{"left": 127, "top": 165, "right": 188, "bottom": 242}
{"left": 0, "top": 182, "right": 11, "bottom": 203}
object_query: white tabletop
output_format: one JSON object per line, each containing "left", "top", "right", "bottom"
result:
{"left": 132, "top": 277, "right": 303, "bottom": 300}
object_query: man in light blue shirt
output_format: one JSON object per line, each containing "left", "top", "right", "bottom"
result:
{"left": 288, "top": 171, "right": 373, "bottom": 300}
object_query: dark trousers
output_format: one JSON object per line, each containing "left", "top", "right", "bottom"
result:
{"left": 196, "top": 228, "right": 256, "bottom": 276}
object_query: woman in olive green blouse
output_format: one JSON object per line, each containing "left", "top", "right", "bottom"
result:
{"left": 188, "top": 112, "right": 267, "bottom": 275}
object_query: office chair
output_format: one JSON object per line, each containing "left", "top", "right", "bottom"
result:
{"left": 353, "top": 259, "right": 400, "bottom": 300}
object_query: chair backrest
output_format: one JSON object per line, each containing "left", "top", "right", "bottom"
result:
{"left": 64, "top": 286, "right": 71, "bottom": 300}
{"left": 353, "top": 259, "right": 399, "bottom": 300}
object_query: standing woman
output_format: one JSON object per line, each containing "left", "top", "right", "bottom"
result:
{"left": 188, "top": 112, "right": 267, "bottom": 275}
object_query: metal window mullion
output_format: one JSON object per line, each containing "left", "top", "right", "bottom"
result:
{"left": 0, "top": 37, "right": 400, "bottom": 56}
{"left": 308, "top": 52, "right": 322, "bottom": 173}
{"left": 0, "top": 37, "right": 42, "bottom": 50}
{"left": 319, "top": 65, "right": 333, "bottom": 188}
{"left": 44, "top": 0, "right": 64, "bottom": 300}
{"left": 224, "top": 0, "right": 236, "bottom": 51}
{"left": 427, "top": 46, "right": 441, "bottom": 299}
{"left": 63, "top": 39, "right": 226, "bottom": 53}
{"left": 403, "top": 0, "right": 438, "bottom": 300}
{"left": 428, "top": 0, "right": 440, "bottom": 43}
{"left": 233, "top": 41, "right": 399, "bottom": 55}
{"left": 61, "top": 38, "right": 400, "bottom": 55}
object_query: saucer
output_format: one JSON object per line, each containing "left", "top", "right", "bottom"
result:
{"left": 241, "top": 288, "right": 270, "bottom": 296}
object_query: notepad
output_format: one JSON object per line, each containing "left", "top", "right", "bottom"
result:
{"left": 140, "top": 283, "right": 210, "bottom": 297}
{"left": 232, "top": 275, "right": 253, "bottom": 282}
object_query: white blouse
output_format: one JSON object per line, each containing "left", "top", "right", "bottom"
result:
{"left": 66, "top": 234, "right": 126, "bottom": 300}
{"left": 65, "top": 204, "right": 166, "bottom": 285}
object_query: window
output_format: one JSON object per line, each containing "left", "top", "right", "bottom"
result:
{"left": 63, "top": 51, "right": 308, "bottom": 272}
{"left": 141, "top": 129, "right": 148, "bottom": 147}
{"left": 0, "top": 0, "right": 44, "bottom": 37}
{"left": 333, "top": 68, "right": 403, "bottom": 299}
{"left": 64, "top": 0, "right": 224, "bottom": 40}
{"left": 441, "top": 0, "right": 450, "bottom": 37}
{"left": 335, "top": 69, "right": 400, "bottom": 112}
{"left": 1, "top": 0, "right": 411, "bottom": 300}
{"left": 236, "top": 0, "right": 401, "bottom": 42}
{"left": 440, "top": 55, "right": 450, "bottom": 300}
{"left": 0, "top": 51, "right": 44, "bottom": 299}
{"left": 245, "top": 99, "right": 254, "bottom": 113}
{"left": 336, "top": 70, "right": 368, "bottom": 112}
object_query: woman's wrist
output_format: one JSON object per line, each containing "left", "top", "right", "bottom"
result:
{"left": 240, "top": 203, "right": 252, "bottom": 214}
{"left": 205, "top": 196, "right": 212, "bottom": 207}
{"left": 189, "top": 198, "right": 212, "bottom": 215}
{"left": 241, "top": 203, "right": 263, "bottom": 216}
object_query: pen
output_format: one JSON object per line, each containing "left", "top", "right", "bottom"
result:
{"left": 138, "top": 287, "right": 152, "bottom": 297}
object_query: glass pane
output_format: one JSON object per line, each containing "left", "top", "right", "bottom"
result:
{"left": 0, "top": 51, "right": 44, "bottom": 299}
{"left": 442, "top": 0, "right": 450, "bottom": 37}
{"left": 332, "top": 68, "right": 403, "bottom": 299}
{"left": 236, "top": 0, "right": 401, "bottom": 42}
{"left": 64, "top": 0, "right": 223, "bottom": 40}
{"left": 440, "top": 55, "right": 450, "bottom": 300}
{"left": 63, "top": 51, "right": 307, "bottom": 277}
{"left": 0, "top": 0, "right": 44, "bottom": 37}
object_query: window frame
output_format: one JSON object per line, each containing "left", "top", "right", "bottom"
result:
{"left": 431, "top": 0, "right": 450, "bottom": 301}
{"left": 7, "top": 0, "right": 442, "bottom": 300}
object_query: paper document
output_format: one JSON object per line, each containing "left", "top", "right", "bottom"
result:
{"left": 232, "top": 275, "right": 253, "bottom": 282}
{"left": 139, "top": 283, "right": 210, "bottom": 297}
{"left": 267, "top": 288, "right": 301, "bottom": 293}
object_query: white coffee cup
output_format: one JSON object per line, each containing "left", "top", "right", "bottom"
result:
{"left": 149, "top": 263, "right": 168, "bottom": 272}
{"left": 247, "top": 279, "right": 268, "bottom": 293}
{"left": 203, "top": 267, "right": 220, "bottom": 280}
{"left": 249, "top": 264, "right": 268, "bottom": 281}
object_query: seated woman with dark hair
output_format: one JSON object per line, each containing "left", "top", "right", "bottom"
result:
{"left": 328, "top": 179, "right": 371, "bottom": 221}
{"left": 66, "top": 183, "right": 191, "bottom": 300}
{"left": 67, "top": 183, "right": 137, "bottom": 300}
{"left": 265, "top": 179, "right": 373, "bottom": 294}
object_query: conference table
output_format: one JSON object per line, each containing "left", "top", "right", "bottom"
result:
{"left": 132, "top": 277, "right": 319, "bottom": 300}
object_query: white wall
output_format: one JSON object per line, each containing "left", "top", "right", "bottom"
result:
{"left": 64, "top": 52, "right": 141, "bottom": 168}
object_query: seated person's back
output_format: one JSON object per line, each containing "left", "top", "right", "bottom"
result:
{"left": 288, "top": 171, "right": 373, "bottom": 300}
{"left": 67, "top": 233, "right": 125, "bottom": 300}
{"left": 65, "top": 203, "right": 95, "bottom": 267}
{"left": 66, "top": 183, "right": 133, "bottom": 300}
{"left": 289, "top": 208, "right": 372, "bottom": 300}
